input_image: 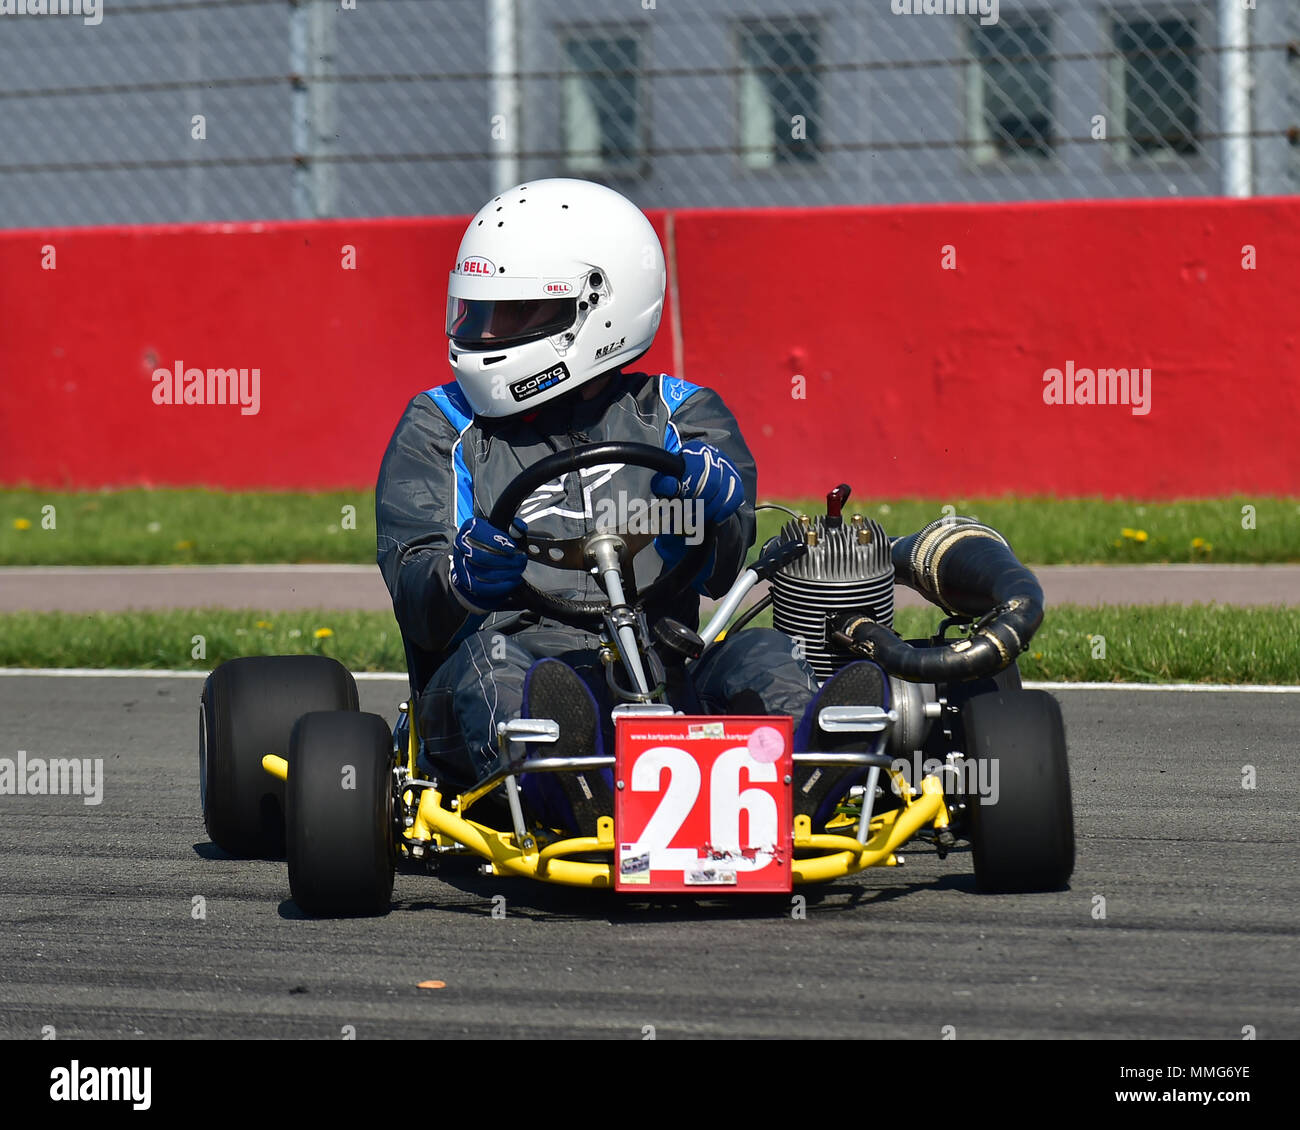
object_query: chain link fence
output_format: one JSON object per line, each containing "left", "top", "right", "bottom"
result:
{"left": 0, "top": 0, "right": 1295, "bottom": 228}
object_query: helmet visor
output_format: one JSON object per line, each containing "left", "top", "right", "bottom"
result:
{"left": 446, "top": 295, "right": 578, "bottom": 349}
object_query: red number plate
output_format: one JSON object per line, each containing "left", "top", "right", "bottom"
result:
{"left": 614, "top": 715, "right": 793, "bottom": 893}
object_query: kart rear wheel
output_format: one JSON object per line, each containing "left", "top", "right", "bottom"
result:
{"left": 918, "top": 657, "right": 1022, "bottom": 766}
{"left": 939, "top": 657, "right": 1023, "bottom": 704}
{"left": 286, "top": 711, "right": 396, "bottom": 917}
{"left": 200, "top": 655, "right": 358, "bottom": 858}
{"left": 961, "top": 690, "right": 1074, "bottom": 893}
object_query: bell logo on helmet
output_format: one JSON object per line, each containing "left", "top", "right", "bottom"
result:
{"left": 510, "top": 362, "right": 571, "bottom": 403}
{"left": 544, "top": 281, "right": 574, "bottom": 295}
{"left": 459, "top": 256, "right": 496, "bottom": 276}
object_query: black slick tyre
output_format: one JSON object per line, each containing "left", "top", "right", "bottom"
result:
{"left": 961, "top": 690, "right": 1074, "bottom": 893}
{"left": 286, "top": 710, "right": 396, "bottom": 917}
{"left": 200, "top": 655, "right": 358, "bottom": 858}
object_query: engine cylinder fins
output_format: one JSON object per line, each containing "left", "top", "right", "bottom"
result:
{"left": 777, "top": 516, "right": 892, "bottom": 581}
{"left": 772, "top": 514, "right": 896, "bottom": 682}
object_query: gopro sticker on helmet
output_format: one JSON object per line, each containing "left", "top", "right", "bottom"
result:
{"left": 510, "top": 362, "right": 571, "bottom": 403}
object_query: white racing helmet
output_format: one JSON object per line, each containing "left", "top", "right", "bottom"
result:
{"left": 446, "top": 178, "right": 667, "bottom": 417}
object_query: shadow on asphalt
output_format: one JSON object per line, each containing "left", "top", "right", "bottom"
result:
{"left": 263, "top": 865, "right": 1077, "bottom": 921}
{"left": 196, "top": 839, "right": 1008, "bottom": 921}
{"left": 192, "top": 840, "right": 285, "bottom": 862}
{"left": 383, "top": 856, "right": 985, "bottom": 922}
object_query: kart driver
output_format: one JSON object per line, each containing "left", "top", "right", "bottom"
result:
{"left": 376, "top": 179, "right": 882, "bottom": 836}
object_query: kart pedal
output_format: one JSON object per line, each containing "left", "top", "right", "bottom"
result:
{"left": 794, "top": 661, "right": 889, "bottom": 829}
{"left": 520, "top": 659, "right": 613, "bottom": 838}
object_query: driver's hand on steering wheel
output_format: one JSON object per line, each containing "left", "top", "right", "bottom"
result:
{"left": 449, "top": 516, "right": 529, "bottom": 613}
{"left": 650, "top": 440, "right": 745, "bottom": 524}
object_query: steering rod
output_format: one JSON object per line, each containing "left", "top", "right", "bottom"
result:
{"left": 587, "top": 534, "right": 652, "bottom": 697}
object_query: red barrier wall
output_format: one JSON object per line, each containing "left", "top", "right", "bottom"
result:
{"left": 2, "top": 199, "right": 1297, "bottom": 497}
{"left": 0, "top": 215, "right": 676, "bottom": 491}
{"left": 672, "top": 198, "right": 1300, "bottom": 498}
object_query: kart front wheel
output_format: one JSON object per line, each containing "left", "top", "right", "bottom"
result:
{"left": 200, "top": 655, "right": 359, "bottom": 858}
{"left": 286, "top": 711, "right": 396, "bottom": 917}
{"left": 961, "top": 690, "right": 1074, "bottom": 893}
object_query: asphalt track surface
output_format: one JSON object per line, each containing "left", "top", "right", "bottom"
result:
{"left": 4, "top": 563, "right": 1299, "bottom": 612}
{"left": 0, "top": 674, "right": 1296, "bottom": 1040}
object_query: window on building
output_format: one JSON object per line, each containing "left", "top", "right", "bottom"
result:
{"left": 968, "top": 16, "right": 1056, "bottom": 163}
{"left": 738, "top": 25, "right": 821, "bottom": 168}
{"left": 563, "top": 35, "right": 642, "bottom": 173}
{"left": 1110, "top": 14, "right": 1200, "bottom": 161}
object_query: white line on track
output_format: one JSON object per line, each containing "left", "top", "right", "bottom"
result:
{"left": 0, "top": 669, "right": 1297, "bottom": 692}
{"left": 1025, "top": 680, "right": 1300, "bottom": 694}
{"left": 0, "top": 667, "right": 408, "bottom": 681}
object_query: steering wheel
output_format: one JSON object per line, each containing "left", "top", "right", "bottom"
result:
{"left": 487, "top": 442, "right": 717, "bottom": 630}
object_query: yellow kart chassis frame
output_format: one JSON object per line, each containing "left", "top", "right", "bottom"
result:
{"left": 262, "top": 698, "right": 952, "bottom": 890}
{"left": 398, "top": 775, "right": 949, "bottom": 889}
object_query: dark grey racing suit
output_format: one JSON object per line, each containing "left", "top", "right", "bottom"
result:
{"left": 375, "top": 370, "right": 816, "bottom": 790}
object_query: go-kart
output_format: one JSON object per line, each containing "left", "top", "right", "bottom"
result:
{"left": 198, "top": 442, "right": 1074, "bottom": 916}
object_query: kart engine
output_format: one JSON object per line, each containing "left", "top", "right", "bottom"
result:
{"left": 770, "top": 485, "right": 893, "bottom": 682}
{"left": 765, "top": 484, "right": 1044, "bottom": 760}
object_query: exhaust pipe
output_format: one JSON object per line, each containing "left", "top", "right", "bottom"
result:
{"left": 830, "top": 517, "right": 1044, "bottom": 683}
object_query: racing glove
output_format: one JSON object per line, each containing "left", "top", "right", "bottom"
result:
{"left": 650, "top": 440, "right": 745, "bottom": 524}
{"left": 651, "top": 440, "right": 741, "bottom": 588}
{"left": 449, "top": 516, "right": 528, "bottom": 613}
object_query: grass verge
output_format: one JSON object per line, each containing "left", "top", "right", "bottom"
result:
{"left": 2, "top": 604, "right": 1296, "bottom": 684}
{"left": 2, "top": 489, "right": 1298, "bottom": 565}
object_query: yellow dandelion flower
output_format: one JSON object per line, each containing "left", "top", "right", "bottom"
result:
{"left": 1112, "top": 538, "right": 1123, "bottom": 547}
{"left": 12, "top": 518, "right": 32, "bottom": 531}
{"left": 1032, "top": 652, "right": 1043, "bottom": 660}
{"left": 255, "top": 620, "right": 273, "bottom": 630}
{"left": 313, "top": 627, "right": 334, "bottom": 640}
{"left": 1191, "top": 537, "right": 1205, "bottom": 549}
{"left": 1121, "top": 527, "right": 1136, "bottom": 539}
{"left": 1133, "top": 530, "right": 1149, "bottom": 543}
{"left": 174, "top": 539, "right": 195, "bottom": 550}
